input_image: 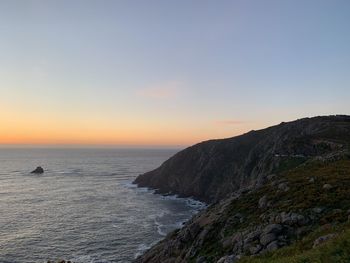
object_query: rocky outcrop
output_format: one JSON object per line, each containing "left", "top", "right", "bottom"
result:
{"left": 134, "top": 115, "right": 350, "bottom": 262}
{"left": 31, "top": 166, "right": 44, "bottom": 174}
{"left": 134, "top": 116, "right": 350, "bottom": 202}
{"left": 134, "top": 155, "right": 350, "bottom": 262}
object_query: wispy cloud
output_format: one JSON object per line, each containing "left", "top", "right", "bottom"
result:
{"left": 136, "top": 81, "right": 182, "bottom": 99}
{"left": 215, "top": 120, "right": 245, "bottom": 125}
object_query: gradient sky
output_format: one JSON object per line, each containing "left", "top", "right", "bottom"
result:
{"left": 1, "top": 0, "right": 350, "bottom": 147}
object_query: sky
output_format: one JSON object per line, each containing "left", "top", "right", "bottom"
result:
{"left": 1, "top": 0, "right": 349, "bottom": 147}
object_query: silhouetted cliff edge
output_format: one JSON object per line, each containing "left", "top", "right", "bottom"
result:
{"left": 133, "top": 115, "right": 350, "bottom": 263}
{"left": 134, "top": 115, "right": 350, "bottom": 203}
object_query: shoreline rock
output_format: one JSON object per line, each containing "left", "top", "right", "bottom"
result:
{"left": 31, "top": 166, "right": 44, "bottom": 174}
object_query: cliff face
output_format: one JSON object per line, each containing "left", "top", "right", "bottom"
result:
{"left": 134, "top": 115, "right": 350, "bottom": 203}
{"left": 134, "top": 115, "right": 350, "bottom": 263}
{"left": 135, "top": 157, "right": 350, "bottom": 263}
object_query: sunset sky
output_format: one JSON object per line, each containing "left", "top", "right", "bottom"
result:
{"left": 1, "top": 0, "right": 350, "bottom": 147}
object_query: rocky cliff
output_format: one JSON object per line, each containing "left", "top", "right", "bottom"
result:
{"left": 134, "top": 115, "right": 350, "bottom": 263}
{"left": 134, "top": 115, "right": 350, "bottom": 203}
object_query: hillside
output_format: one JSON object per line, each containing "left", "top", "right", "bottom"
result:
{"left": 134, "top": 115, "right": 350, "bottom": 262}
{"left": 134, "top": 116, "right": 350, "bottom": 203}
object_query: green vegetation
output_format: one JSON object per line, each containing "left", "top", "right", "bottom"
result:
{"left": 194, "top": 157, "right": 350, "bottom": 262}
{"left": 272, "top": 159, "right": 350, "bottom": 214}
{"left": 236, "top": 158, "right": 350, "bottom": 262}
{"left": 273, "top": 156, "right": 307, "bottom": 174}
{"left": 239, "top": 223, "right": 350, "bottom": 263}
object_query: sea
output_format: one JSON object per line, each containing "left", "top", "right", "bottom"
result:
{"left": 0, "top": 148, "right": 205, "bottom": 263}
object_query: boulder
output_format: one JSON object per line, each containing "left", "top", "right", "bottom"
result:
{"left": 258, "top": 195, "right": 268, "bottom": 209}
{"left": 262, "top": 224, "right": 283, "bottom": 235}
{"left": 308, "top": 177, "right": 315, "bottom": 183}
{"left": 323, "top": 184, "right": 333, "bottom": 190}
{"left": 248, "top": 244, "right": 262, "bottom": 255}
{"left": 222, "top": 237, "right": 233, "bottom": 249}
{"left": 313, "top": 233, "right": 337, "bottom": 248}
{"left": 260, "top": 233, "right": 277, "bottom": 246}
{"left": 216, "top": 255, "right": 236, "bottom": 263}
{"left": 196, "top": 256, "right": 207, "bottom": 263}
{"left": 280, "top": 212, "right": 308, "bottom": 226}
{"left": 278, "top": 182, "right": 290, "bottom": 192}
{"left": 244, "top": 230, "right": 261, "bottom": 244}
{"left": 31, "top": 166, "right": 44, "bottom": 174}
{"left": 217, "top": 257, "right": 226, "bottom": 263}
{"left": 266, "top": 240, "right": 279, "bottom": 252}
{"left": 312, "top": 207, "right": 325, "bottom": 214}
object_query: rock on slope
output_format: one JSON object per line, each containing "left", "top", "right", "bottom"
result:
{"left": 135, "top": 157, "right": 350, "bottom": 263}
{"left": 134, "top": 115, "right": 350, "bottom": 203}
{"left": 134, "top": 115, "right": 350, "bottom": 263}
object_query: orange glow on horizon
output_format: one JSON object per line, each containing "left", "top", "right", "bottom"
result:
{"left": 0, "top": 117, "right": 249, "bottom": 147}
{"left": 0, "top": 106, "right": 253, "bottom": 147}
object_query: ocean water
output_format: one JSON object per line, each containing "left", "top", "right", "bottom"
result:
{"left": 0, "top": 148, "right": 205, "bottom": 263}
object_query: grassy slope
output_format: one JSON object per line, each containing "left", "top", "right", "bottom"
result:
{"left": 238, "top": 158, "right": 350, "bottom": 263}
{"left": 193, "top": 157, "right": 350, "bottom": 262}
{"left": 239, "top": 223, "right": 350, "bottom": 263}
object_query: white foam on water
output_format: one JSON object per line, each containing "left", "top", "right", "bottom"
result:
{"left": 134, "top": 240, "right": 160, "bottom": 259}
{"left": 147, "top": 209, "right": 168, "bottom": 220}
{"left": 122, "top": 181, "right": 138, "bottom": 188}
{"left": 153, "top": 209, "right": 170, "bottom": 236}
{"left": 159, "top": 194, "right": 179, "bottom": 200}
{"left": 155, "top": 220, "right": 167, "bottom": 236}
{"left": 134, "top": 243, "right": 151, "bottom": 259}
{"left": 122, "top": 179, "right": 208, "bottom": 260}
{"left": 185, "top": 197, "right": 207, "bottom": 210}
{"left": 174, "top": 219, "right": 186, "bottom": 229}
{"left": 159, "top": 193, "right": 207, "bottom": 211}
{"left": 123, "top": 180, "right": 207, "bottom": 210}
{"left": 136, "top": 186, "right": 156, "bottom": 194}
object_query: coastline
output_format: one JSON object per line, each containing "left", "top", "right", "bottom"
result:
{"left": 127, "top": 181, "right": 207, "bottom": 260}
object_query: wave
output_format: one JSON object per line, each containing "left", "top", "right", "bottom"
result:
{"left": 134, "top": 240, "right": 160, "bottom": 259}
{"left": 159, "top": 193, "right": 207, "bottom": 211}
{"left": 122, "top": 180, "right": 207, "bottom": 260}
{"left": 124, "top": 181, "right": 207, "bottom": 210}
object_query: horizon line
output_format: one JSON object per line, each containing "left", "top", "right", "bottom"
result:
{"left": 0, "top": 143, "right": 187, "bottom": 149}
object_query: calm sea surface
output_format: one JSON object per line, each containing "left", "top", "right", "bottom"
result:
{"left": 0, "top": 148, "right": 204, "bottom": 263}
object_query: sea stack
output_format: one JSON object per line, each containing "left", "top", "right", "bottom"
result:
{"left": 31, "top": 166, "right": 44, "bottom": 174}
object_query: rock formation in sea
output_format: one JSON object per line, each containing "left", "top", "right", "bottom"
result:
{"left": 31, "top": 166, "right": 44, "bottom": 174}
{"left": 134, "top": 115, "right": 350, "bottom": 263}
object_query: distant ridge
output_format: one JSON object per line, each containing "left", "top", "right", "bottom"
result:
{"left": 134, "top": 115, "right": 350, "bottom": 202}
{"left": 134, "top": 115, "right": 350, "bottom": 262}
